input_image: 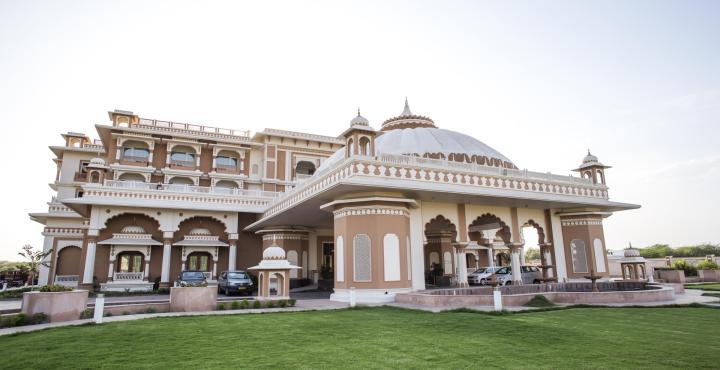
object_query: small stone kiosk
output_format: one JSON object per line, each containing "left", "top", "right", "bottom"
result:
{"left": 620, "top": 243, "right": 649, "bottom": 280}
{"left": 249, "top": 246, "right": 300, "bottom": 299}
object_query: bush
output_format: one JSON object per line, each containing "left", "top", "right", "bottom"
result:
{"left": 240, "top": 300, "right": 249, "bottom": 309}
{"left": 217, "top": 303, "right": 226, "bottom": 310}
{"left": 697, "top": 260, "right": 719, "bottom": 270}
{"left": 523, "top": 295, "right": 556, "bottom": 308}
{"left": 672, "top": 259, "right": 698, "bottom": 276}
{"left": 278, "top": 300, "right": 287, "bottom": 308}
{"left": 230, "top": 300, "right": 240, "bottom": 310}
{"left": 252, "top": 300, "right": 261, "bottom": 309}
{"left": 80, "top": 308, "right": 94, "bottom": 319}
{"left": 266, "top": 300, "right": 276, "bottom": 308}
{"left": 0, "top": 313, "right": 28, "bottom": 328}
{"left": 288, "top": 299, "right": 296, "bottom": 307}
{"left": 31, "top": 312, "right": 48, "bottom": 324}
{"left": 0, "top": 287, "right": 31, "bottom": 299}
{"left": 104, "top": 312, "right": 113, "bottom": 317}
{"left": 39, "top": 284, "right": 72, "bottom": 292}
{"left": 144, "top": 306, "right": 157, "bottom": 314}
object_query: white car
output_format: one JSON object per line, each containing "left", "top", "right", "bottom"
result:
{"left": 490, "top": 265, "right": 543, "bottom": 286}
{"left": 467, "top": 266, "right": 503, "bottom": 285}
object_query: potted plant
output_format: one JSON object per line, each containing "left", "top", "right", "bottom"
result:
{"left": 697, "top": 260, "right": 719, "bottom": 282}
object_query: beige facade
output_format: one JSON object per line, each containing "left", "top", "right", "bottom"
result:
{"left": 31, "top": 102, "right": 638, "bottom": 303}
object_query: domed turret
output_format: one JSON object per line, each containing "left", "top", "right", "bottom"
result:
{"left": 350, "top": 109, "right": 369, "bottom": 126}
{"left": 263, "top": 246, "right": 286, "bottom": 260}
{"left": 380, "top": 98, "right": 437, "bottom": 131}
{"left": 573, "top": 150, "right": 611, "bottom": 185}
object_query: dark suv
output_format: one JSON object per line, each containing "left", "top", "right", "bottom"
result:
{"left": 217, "top": 271, "right": 254, "bottom": 296}
{"left": 176, "top": 270, "right": 208, "bottom": 287}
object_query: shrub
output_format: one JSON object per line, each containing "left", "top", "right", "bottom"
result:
{"left": 39, "top": 284, "right": 72, "bottom": 292}
{"left": 523, "top": 295, "right": 556, "bottom": 308}
{"left": 288, "top": 299, "right": 296, "bottom": 307}
{"left": 144, "top": 306, "right": 157, "bottom": 314}
{"left": 278, "top": 300, "right": 287, "bottom": 308}
{"left": 31, "top": 312, "right": 48, "bottom": 324}
{"left": 0, "top": 313, "right": 29, "bottom": 328}
{"left": 672, "top": 259, "right": 698, "bottom": 276}
{"left": 239, "top": 300, "right": 249, "bottom": 309}
{"left": 252, "top": 300, "right": 261, "bottom": 309}
{"left": 103, "top": 312, "right": 113, "bottom": 317}
{"left": 217, "top": 303, "right": 226, "bottom": 310}
{"left": 121, "top": 311, "right": 131, "bottom": 316}
{"left": 230, "top": 300, "right": 240, "bottom": 310}
{"left": 0, "top": 287, "right": 31, "bottom": 299}
{"left": 80, "top": 308, "right": 94, "bottom": 319}
{"left": 697, "top": 260, "right": 719, "bottom": 270}
{"left": 266, "top": 300, "right": 276, "bottom": 308}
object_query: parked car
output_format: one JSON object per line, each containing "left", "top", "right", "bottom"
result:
{"left": 468, "top": 266, "right": 503, "bottom": 285}
{"left": 175, "top": 270, "right": 208, "bottom": 287}
{"left": 489, "top": 265, "right": 543, "bottom": 286}
{"left": 217, "top": 271, "right": 254, "bottom": 296}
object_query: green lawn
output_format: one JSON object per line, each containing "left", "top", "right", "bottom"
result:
{"left": 2, "top": 306, "right": 719, "bottom": 369}
{"left": 685, "top": 283, "right": 720, "bottom": 291}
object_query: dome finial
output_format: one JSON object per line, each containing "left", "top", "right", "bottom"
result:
{"left": 402, "top": 97, "right": 412, "bottom": 116}
{"left": 357, "top": 107, "right": 361, "bottom": 116}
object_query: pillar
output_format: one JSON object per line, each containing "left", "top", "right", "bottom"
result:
{"left": 82, "top": 237, "right": 97, "bottom": 285}
{"left": 456, "top": 248, "right": 468, "bottom": 287}
{"left": 228, "top": 237, "right": 238, "bottom": 271}
{"left": 510, "top": 245, "right": 522, "bottom": 285}
{"left": 543, "top": 247, "right": 554, "bottom": 279}
{"left": 487, "top": 248, "right": 494, "bottom": 268}
{"left": 144, "top": 260, "right": 150, "bottom": 281}
{"left": 160, "top": 234, "right": 173, "bottom": 288}
{"left": 409, "top": 207, "right": 426, "bottom": 291}
{"left": 212, "top": 260, "right": 218, "bottom": 280}
{"left": 107, "top": 260, "right": 114, "bottom": 281}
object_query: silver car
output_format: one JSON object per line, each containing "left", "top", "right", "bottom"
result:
{"left": 468, "top": 266, "right": 503, "bottom": 285}
{"left": 490, "top": 265, "right": 543, "bottom": 286}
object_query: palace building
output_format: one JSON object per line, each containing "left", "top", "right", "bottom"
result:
{"left": 30, "top": 100, "right": 638, "bottom": 303}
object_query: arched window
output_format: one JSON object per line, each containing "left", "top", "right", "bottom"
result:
{"left": 347, "top": 139, "right": 355, "bottom": 157}
{"left": 353, "top": 234, "right": 371, "bottom": 282}
{"left": 169, "top": 176, "right": 194, "bottom": 185}
{"left": 359, "top": 136, "right": 371, "bottom": 156}
{"left": 295, "top": 161, "right": 316, "bottom": 176}
{"left": 383, "top": 234, "right": 400, "bottom": 281}
{"left": 216, "top": 150, "right": 239, "bottom": 171}
{"left": 122, "top": 141, "right": 150, "bottom": 163}
{"left": 90, "top": 171, "right": 100, "bottom": 183}
{"left": 597, "top": 171, "right": 605, "bottom": 184}
{"left": 215, "top": 180, "right": 238, "bottom": 188}
{"left": 336, "top": 236, "right": 344, "bottom": 282}
{"left": 570, "top": 239, "right": 589, "bottom": 273}
{"left": 594, "top": 238, "right": 606, "bottom": 273}
{"left": 118, "top": 172, "right": 146, "bottom": 182}
{"left": 170, "top": 145, "right": 196, "bottom": 167}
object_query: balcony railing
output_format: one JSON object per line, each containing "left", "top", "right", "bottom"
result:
{"left": 101, "top": 180, "right": 279, "bottom": 198}
{"left": 169, "top": 160, "right": 196, "bottom": 169}
{"left": 214, "top": 165, "right": 241, "bottom": 174}
{"left": 121, "top": 155, "right": 150, "bottom": 164}
{"left": 134, "top": 118, "right": 251, "bottom": 140}
{"left": 55, "top": 275, "right": 79, "bottom": 287}
{"left": 114, "top": 272, "right": 144, "bottom": 281}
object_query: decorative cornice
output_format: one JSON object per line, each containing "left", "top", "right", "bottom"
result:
{"left": 333, "top": 206, "right": 410, "bottom": 219}
{"left": 561, "top": 219, "right": 603, "bottom": 226}
{"left": 42, "top": 227, "right": 86, "bottom": 236}
{"left": 261, "top": 234, "right": 309, "bottom": 241}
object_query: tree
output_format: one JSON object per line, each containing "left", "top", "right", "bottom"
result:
{"left": 17, "top": 244, "right": 52, "bottom": 288}
{"left": 524, "top": 248, "right": 541, "bottom": 261}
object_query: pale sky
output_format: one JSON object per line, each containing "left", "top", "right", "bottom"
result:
{"left": 0, "top": 0, "right": 718, "bottom": 260}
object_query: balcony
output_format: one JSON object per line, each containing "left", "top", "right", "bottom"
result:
{"left": 114, "top": 272, "right": 145, "bottom": 281}
{"left": 169, "top": 160, "right": 197, "bottom": 170}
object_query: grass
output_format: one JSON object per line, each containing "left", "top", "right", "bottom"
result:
{"left": 685, "top": 283, "right": 720, "bottom": 291}
{"left": 2, "top": 306, "right": 720, "bottom": 369}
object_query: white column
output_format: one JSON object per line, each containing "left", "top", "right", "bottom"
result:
{"left": 212, "top": 261, "right": 218, "bottom": 279}
{"left": 308, "top": 232, "right": 318, "bottom": 282}
{"left": 38, "top": 235, "right": 54, "bottom": 286}
{"left": 550, "top": 210, "right": 568, "bottom": 281}
{"left": 161, "top": 238, "right": 172, "bottom": 284}
{"left": 511, "top": 247, "right": 522, "bottom": 285}
{"left": 519, "top": 247, "right": 526, "bottom": 265}
{"left": 144, "top": 261, "right": 150, "bottom": 281}
{"left": 228, "top": 239, "right": 237, "bottom": 271}
{"left": 82, "top": 239, "right": 97, "bottom": 285}
{"left": 107, "top": 261, "right": 114, "bottom": 280}
{"left": 457, "top": 250, "right": 468, "bottom": 287}
{"left": 409, "top": 206, "right": 426, "bottom": 291}
{"left": 488, "top": 248, "right": 494, "bottom": 268}
{"left": 544, "top": 250, "right": 554, "bottom": 278}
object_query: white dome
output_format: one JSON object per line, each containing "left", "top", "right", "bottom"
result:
{"left": 263, "top": 246, "right": 286, "bottom": 260}
{"left": 319, "top": 126, "right": 515, "bottom": 172}
{"left": 350, "top": 110, "right": 369, "bottom": 126}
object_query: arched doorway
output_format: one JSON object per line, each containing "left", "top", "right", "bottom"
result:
{"left": 173, "top": 216, "right": 229, "bottom": 281}
{"left": 54, "top": 246, "right": 81, "bottom": 286}
{"left": 424, "top": 215, "right": 457, "bottom": 285}
{"left": 468, "top": 213, "right": 512, "bottom": 268}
